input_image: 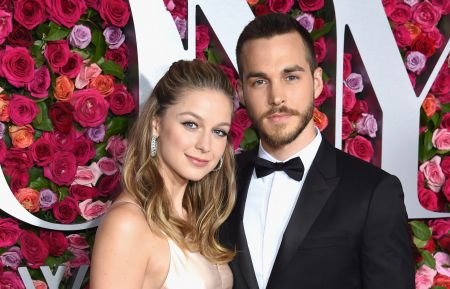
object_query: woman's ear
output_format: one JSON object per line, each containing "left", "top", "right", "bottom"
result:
{"left": 151, "top": 116, "right": 160, "bottom": 137}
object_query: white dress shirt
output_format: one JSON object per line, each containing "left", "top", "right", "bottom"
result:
{"left": 243, "top": 130, "right": 322, "bottom": 289}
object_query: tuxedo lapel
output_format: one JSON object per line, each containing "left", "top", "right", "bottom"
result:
{"left": 266, "top": 140, "right": 340, "bottom": 289}
{"left": 234, "top": 149, "right": 259, "bottom": 289}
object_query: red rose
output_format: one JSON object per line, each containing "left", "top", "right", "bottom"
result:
{"left": 40, "top": 230, "right": 68, "bottom": 256}
{"left": 9, "top": 94, "right": 39, "bottom": 126}
{"left": 20, "top": 231, "right": 49, "bottom": 269}
{"left": 314, "top": 82, "right": 332, "bottom": 107}
{"left": 26, "top": 66, "right": 51, "bottom": 99}
{"left": 10, "top": 169, "right": 29, "bottom": 193}
{"left": 431, "top": 67, "right": 450, "bottom": 96}
{"left": 0, "top": 218, "right": 21, "bottom": 247}
{"left": 13, "top": 0, "right": 46, "bottom": 30}
{"left": 393, "top": 24, "right": 413, "bottom": 48}
{"left": 298, "top": 0, "right": 324, "bottom": 12}
{"left": 196, "top": 25, "right": 210, "bottom": 53}
{"left": 30, "top": 132, "right": 54, "bottom": 166}
{"left": 3, "top": 148, "right": 33, "bottom": 170}
{"left": 1, "top": 46, "right": 35, "bottom": 88}
{"left": 233, "top": 108, "right": 252, "bottom": 130}
{"left": 438, "top": 236, "right": 450, "bottom": 251}
{"left": 71, "top": 89, "right": 109, "bottom": 128}
{"left": 254, "top": 3, "right": 271, "bottom": 16}
{"left": 73, "top": 135, "right": 95, "bottom": 165}
{"left": 97, "top": 172, "right": 121, "bottom": 197}
{"left": 56, "top": 51, "right": 82, "bottom": 78}
{"left": 441, "top": 114, "right": 450, "bottom": 130}
{"left": 52, "top": 197, "right": 80, "bottom": 224}
{"left": 0, "top": 271, "right": 25, "bottom": 289}
{"left": 108, "top": 84, "right": 135, "bottom": 115}
{"left": 49, "top": 101, "right": 74, "bottom": 133}
{"left": 45, "top": 0, "right": 87, "bottom": 28}
{"left": 314, "top": 37, "right": 327, "bottom": 64}
{"left": 434, "top": 274, "right": 450, "bottom": 288}
{"left": 44, "top": 151, "right": 77, "bottom": 186}
{"left": 341, "top": 116, "right": 353, "bottom": 140}
{"left": 343, "top": 86, "right": 356, "bottom": 113}
{"left": 104, "top": 43, "right": 128, "bottom": 69}
{"left": 44, "top": 40, "right": 70, "bottom": 71}
{"left": 426, "top": 27, "right": 444, "bottom": 48}
{"left": 267, "top": 0, "right": 294, "bottom": 13}
{"left": 98, "top": 0, "right": 130, "bottom": 27}
{"left": 347, "top": 100, "right": 369, "bottom": 122}
{"left": 412, "top": 1, "right": 441, "bottom": 32}
{"left": 70, "top": 184, "right": 99, "bottom": 201}
{"left": 388, "top": 3, "right": 412, "bottom": 24}
{"left": 418, "top": 187, "right": 440, "bottom": 211}
{"left": 51, "top": 130, "right": 75, "bottom": 151}
{"left": 230, "top": 121, "right": 244, "bottom": 150}
{"left": 343, "top": 53, "right": 352, "bottom": 79}
{"left": 313, "top": 17, "right": 325, "bottom": 30}
{"left": 344, "top": 136, "right": 374, "bottom": 162}
{"left": 412, "top": 34, "right": 436, "bottom": 57}
{"left": 6, "top": 24, "right": 33, "bottom": 47}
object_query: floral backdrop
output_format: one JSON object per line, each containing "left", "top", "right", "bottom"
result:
{"left": 0, "top": 0, "right": 449, "bottom": 288}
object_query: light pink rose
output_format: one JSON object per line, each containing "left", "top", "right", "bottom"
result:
{"left": 419, "top": 155, "right": 445, "bottom": 192}
{"left": 72, "top": 162, "right": 102, "bottom": 186}
{"left": 435, "top": 252, "right": 450, "bottom": 277}
{"left": 432, "top": 128, "right": 450, "bottom": 150}
{"left": 97, "top": 156, "right": 118, "bottom": 175}
{"left": 68, "top": 248, "right": 90, "bottom": 268}
{"left": 406, "top": 51, "right": 426, "bottom": 74}
{"left": 296, "top": 13, "right": 315, "bottom": 33}
{"left": 75, "top": 62, "right": 102, "bottom": 89}
{"left": 344, "top": 73, "right": 364, "bottom": 93}
{"left": 356, "top": 113, "right": 378, "bottom": 138}
{"left": 415, "top": 265, "right": 436, "bottom": 289}
{"left": 67, "top": 234, "right": 89, "bottom": 249}
{"left": 0, "top": 10, "right": 12, "bottom": 45}
{"left": 79, "top": 199, "right": 111, "bottom": 220}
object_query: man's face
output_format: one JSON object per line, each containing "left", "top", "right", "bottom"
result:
{"left": 238, "top": 32, "right": 323, "bottom": 150}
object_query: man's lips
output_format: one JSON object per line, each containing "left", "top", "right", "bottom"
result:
{"left": 267, "top": 113, "right": 292, "bottom": 122}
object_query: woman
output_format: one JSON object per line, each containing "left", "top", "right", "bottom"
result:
{"left": 90, "top": 60, "right": 236, "bottom": 289}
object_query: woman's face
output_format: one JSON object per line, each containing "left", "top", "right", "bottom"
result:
{"left": 153, "top": 88, "right": 233, "bottom": 182}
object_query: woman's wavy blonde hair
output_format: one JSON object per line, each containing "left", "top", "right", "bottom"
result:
{"left": 122, "top": 59, "right": 236, "bottom": 264}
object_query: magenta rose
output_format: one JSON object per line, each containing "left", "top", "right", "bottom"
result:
{"left": 443, "top": 178, "right": 450, "bottom": 202}
{"left": 9, "top": 94, "right": 39, "bottom": 126}
{"left": 106, "top": 135, "right": 127, "bottom": 163}
{"left": 393, "top": 24, "right": 413, "bottom": 48}
{"left": 343, "top": 86, "right": 356, "bottom": 113}
{"left": 105, "top": 43, "right": 128, "bottom": 70}
{"left": 426, "top": 27, "right": 444, "bottom": 49}
{"left": 73, "top": 135, "right": 96, "bottom": 165}
{"left": 418, "top": 187, "right": 440, "bottom": 211}
{"left": 49, "top": 101, "right": 74, "bottom": 133}
{"left": 344, "top": 135, "right": 374, "bottom": 162}
{"left": 45, "top": 0, "right": 87, "bottom": 28}
{"left": 40, "top": 230, "right": 68, "bottom": 256}
{"left": 0, "top": 0, "right": 11, "bottom": 10}
{"left": 108, "top": 84, "right": 135, "bottom": 115}
{"left": 0, "top": 10, "right": 12, "bottom": 45}
{"left": 314, "top": 37, "right": 327, "bottom": 63}
{"left": 97, "top": 172, "right": 121, "bottom": 197}
{"left": 267, "top": 0, "right": 294, "bottom": 13}
{"left": 71, "top": 89, "right": 109, "bottom": 128}
{"left": 98, "top": 0, "right": 130, "bottom": 27}
{"left": 0, "top": 271, "right": 25, "bottom": 289}
{"left": 441, "top": 156, "right": 450, "bottom": 176}
{"left": 298, "top": 0, "right": 324, "bottom": 11}
{"left": 412, "top": 1, "right": 441, "bottom": 31}
{"left": 220, "top": 65, "right": 238, "bottom": 90}
{"left": 0, "top": 139, "right": 7, "bottom": 164}
{"left": 85, "top": 0, "right": 98, "bottom": 9}
{"left": 19, "top": 231, "right": 49, "bottom": 269}
{"left": 0, "top": 218, "right": 21, "bottom": 247}
{"left": 10, "top": 169, "right": 29, "bottom": 193}
{"left": 420, "top": 156, "right": 445, "bottom": 192}
{"left": 51, "top": 130, "right": 75, "bottom": 151}
{"left": 7, "top": 24, "right": 33, "bottom": 47}
{"left": 388, "top": 3, "right": 412, "bottom": 24}
{"left": 196, "top": 25, "right": 210, "bottom": 53}
{"left": 31, "top": 133, "right": 54, "bottom": 166}
{"left": 67, "top": 234, "right": 89, "bottom": 249}
{"left": 233, "top": 108, "right": 252, "bottom": 130}
{"left": 44, "top": 151, "right": 77, "bottom": 185}
{"left": 13, "top": 0, "right": 46, "bottom": 30}
{"left": 27, "top": 66, "right": 51, "bottom": 99}
{"left": 343, "top": 53, "right": 352, "bottom": 79}
{"left": 1, "top": 46, "right": 35, "bottom": 88}
{"left": 254, "top": 3, "right": 271, "bottom": 16}
{"left": 2, "top": 148, "right": 33, "bottom": 170}
{"left": 56, "top": 51, "right": 82, "bottom": 78}
{"left": 44, "top": 40, "right": 70, "bottom": 71}
{"left": 431, "top": 68, "right": 450, "bottom": 96}
{"left": 69, "top": 247, "right": 90, "bottom": 268}
{"left": 79, "top": 199, "right": 111, "bottom": 220}
{"left": 431, "top": 0, "right": 450, "bottom": 14}
{"left": 97, "top": 156, "right": 118, "bottom": 175}
{"left": 432, "top": 128, "right": 450, "bottom": 150}
{"left": 429, "top": 219, "right": 450, "bottom": 239}
{"left": 230, "top": 121, "right": 244, "bottom": 151}
{"left": 342, "top": 116, "right": 353, "bottom": 140}
{"left": 52, "top": 197, "right": 80, "bottom": 224}
{"left": 69, "top": 184, "right": 99, "bottom": 201}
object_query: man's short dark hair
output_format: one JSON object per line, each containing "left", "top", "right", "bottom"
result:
{"left": 236, "top": 13, "right": 317, "bottom": 77}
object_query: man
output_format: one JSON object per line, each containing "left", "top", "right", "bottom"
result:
{"left": 223, "top": 13, "right": 414, "bottom": 289}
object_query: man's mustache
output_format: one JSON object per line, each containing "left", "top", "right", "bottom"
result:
{"left": 260, "top": 106, "right": 300, "bottom": 120}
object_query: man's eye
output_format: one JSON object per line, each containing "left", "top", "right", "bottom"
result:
{"left": 253, "top": 79, "right": 266, "bottom": 86}
{"left": 182, "top": 121, "right": 198, "bottom": 129}
{"left": 286, "top": 75, "right": 299, "bottom": 81}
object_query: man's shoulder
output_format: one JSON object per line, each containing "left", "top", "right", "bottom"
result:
{"left": 235, "top": 148, "right": 258, "bottom": 166}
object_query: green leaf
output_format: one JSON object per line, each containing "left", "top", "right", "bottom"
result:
{"left": 430, "top": 113, "right": 441, "bottom": 128}
{"left": 91, "top": 29, "right": 106, "bottom": 63}
{"left": 32, "top": 102, "right": 54, "bottom": 131}
{"left": 94, "top": 142, "right": 107, "bottom": 161}
{"left": 34, "top": 118, "right": 54, "bottom": 131}
{"left": 31, "top": 42, "right": 45, "bottom": 68}
{"left": 409, "top": 220, "right": 432, "bottom": 241}
{"left": 413, "top": 236, "right": 428, "bottom": 249}
{"left": 36, "top": 24, "right": 50, "bottom": 39}
{"left": 29, "top": 167, "right": 44, "bottom": 181}
{"left": 29, "top": 177, "right": 50, "bottom": 191}
{"left": 311, "top": 21, "right": 335, "bottom": 40}
{"left": 420, "top": 250, "right": 436, "bottom": 269}
{"left": 240, "top": 128, "right": 259, "bottom": 151}
{"left": 431, "top": 286, "right": 447, "bottom": 289}
{"left": 44, "top": 28, "right": 70, "bottom": 41}
{"left": 423, "top": 130, "right": 434, "bottom": 155}
{"left": 207, "top": 48, "right": 221, "bottom": 65}
{"left": 441, "top": 103, "right": 450, "bottom": 114}
{"left": 100, "top": 61, "right": 125, "bottom": 80}
{"left": 72, "top": 48, "right": 91, "bottom": 60}
{"left": 105, "top": 116, "right": 128, "bottom": 138}
{"left": 58, "top": 186, "right": 69, "bottom": 200}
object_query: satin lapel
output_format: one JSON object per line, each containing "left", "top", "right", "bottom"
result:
{"left": 266, "top": 140, "right": 340, "bottom": 289}
{"left": 235, "top": 149, "right": 259, "bottom": 289}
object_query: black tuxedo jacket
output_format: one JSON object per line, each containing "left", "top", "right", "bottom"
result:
{"left": 222, "top": 139, "right": 415, "bottom": 289}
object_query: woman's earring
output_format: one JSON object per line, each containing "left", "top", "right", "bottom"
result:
{"left": 151, "top": 136, "right": 158, "bottom": 157}
{"left": 213, "top": 156, "right": 224, "bottom": 172}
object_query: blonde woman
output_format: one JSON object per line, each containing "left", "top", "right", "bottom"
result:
{"left": 90, "top": 60, "right": 236, "bottom": 289}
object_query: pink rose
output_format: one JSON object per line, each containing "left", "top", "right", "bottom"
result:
{"left": 44, "top": 40, "right": 70, "bottom": 71}
{"left": 420, "top": 155, "right": 445, "bottom": 192}
{"left": 27, "top": 66, "right": 51, "bottom": 99}
{"left": 296, "top": 13, "right": 315, "bottom": 33}
{"left": 13, "top": 0, "right": 46, "bottom": 30}
{"left": 406, "top": 51, "right": 426, "bottom": 74}
{"left": 20, "top": 231, "right": 49, "bottom": 269}
{"left": 73, "top": 135, "right": 96, "bottom": 166}
{"left": 52, "top": 197, "right": 80, "bottom": 224}
{"left": 314, "top": 37, "right": 327, "bottom": 63}
{"left": 40, "top": 230, "right": 68, "bottom": 256}
{"left": 108, "top": 84, "right": 135, "bottom": 115}
{"left": 432, "top": 128, "right": 450, "bottom": 150}
{"left": 344, "top": 136, "right": 374, "bottom": 162}
{"left": 0, "top": 218, "right": 21, "bottom": 247}
{"left": 343, "top": 53, "right": 352, "bottom": 79}
{"left": 344, "top": 73, "right": 364, "bottom": 93}
{"left": 98, "top": 0, "right": 130, "bottom": 27}
{"left": 67, "top": 234, "right": 89, "bottom": 249}
{"left": 1, "top": 46, "right": 35, "bottom": 87}
{"left": 45, "top": 0, "right": 87, "bottom": 28}
{"left": 44, "top": 151, "right": 77, "bottom": 186}
{"left": 106, "top": 135, "right": 127, "bottom": 164}
{"left": 343, "top": 86, "right": 356, "bottom": 113}
{"left": 72, "top": 162, "right": 102, "bottom": 186}
{"left": 0, "top": 271, "right": 25, "bottom": 289}
{"left": 342, "top": 116, "right": 353, "bottom": 140}
{"left": 298, "top": 0, "right": 324, "bottom": 12}
{"left": 98, "top": 157, "right": 118, "bottom": 175}
{"left": 79, "top": 199, "right": 111, "bottom": 220}
{"left": 196, "top": 25, "right": 210, "bottom": 53}
{"left": 1, "top": 246, "right": 22, "bottom": 270}
{"left": 412, "top": 1, "right": 441, "bottom": 31}
{"left": 415, "top": 265, "right": 436, "bottom": 289}
{"left": 435, "top": 252, "right": 450, "bottom": 277}
{"left": 0, "top": 10, "right": 12, "bottom": 45}
{"left": 68, "top": 247, "right": 90, "bottom": 268}
{"left": 56, "top": 51, "right": 82, "bottom": 78}
{"left": 393, "top": 24, "right": 413, "bottom": 48}
{"left": 9, "top": 94, "right": 39, "bottom": 126}
{"left": 71, "top": 89, "right": 109, "bottom": 127}
{"left": 75, "top": 62, "right": 102, "bottom": 89}
{"left": 355, "top": 113, "right": 378, "bottom": 138}
{"left": 388, "top": 3, "right": 412, "bottom": 24}
{"left": 429, "top": 219, "right": 450, "bottom": 239}
{"left": 267, "top": 0, "right": 294, "bottom": 13}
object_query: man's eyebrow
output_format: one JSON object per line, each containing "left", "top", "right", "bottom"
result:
{"left": 283, "top": 65, "right": 306, "bottom": 73}
{"left": 245, "top": 72, "right": 268, "bottom": 79}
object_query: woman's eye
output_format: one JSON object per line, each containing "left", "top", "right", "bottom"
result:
{"left": 182, "top": 121, "right": 198, "bottom": 129}
{"left": 213, "top": 129, "right": 228, "bottom": 137}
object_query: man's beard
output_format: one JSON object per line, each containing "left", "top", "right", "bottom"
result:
{"left": 249, "top": 100, "right": 314, "bottom": 150}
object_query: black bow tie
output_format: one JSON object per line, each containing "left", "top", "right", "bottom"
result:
{"left": 254, "top": 156, "right": 304, "bottom": 181}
